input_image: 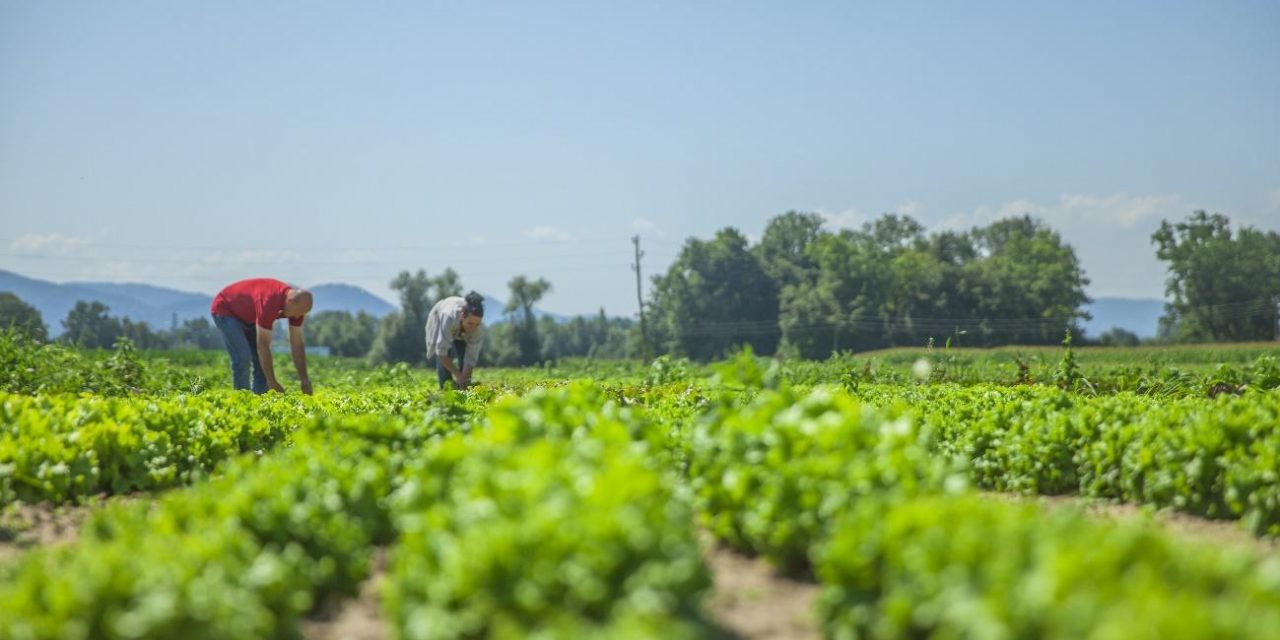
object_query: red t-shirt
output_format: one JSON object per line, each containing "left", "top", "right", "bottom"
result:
{"left": 210, "top": 278, "right": 305, "bottom": 329}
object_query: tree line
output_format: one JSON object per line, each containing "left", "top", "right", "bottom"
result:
{"left": 645, "top": 212, "right": 1092, "bottom": 359}
{"left": 0, "top": 270, "right": 634, "bottom": 367}
{"left": 642, "top": 209, "right": 1278, "bottom": 359}
{"left": 2, "top": 210, "right": 1275, "bottom": 363}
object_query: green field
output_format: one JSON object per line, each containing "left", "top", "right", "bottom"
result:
{"left": 2, "top": 333, "right": 1278, "bottom": 638}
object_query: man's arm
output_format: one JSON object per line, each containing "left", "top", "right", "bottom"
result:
{"left": 256, "top": 325, "right": 284, "bottom": 392}
{"left": 289, "top": 324, "right": 312, "bottom": 395}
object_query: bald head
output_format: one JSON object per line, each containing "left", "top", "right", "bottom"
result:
{"left": 285, "top": 288, "right": 313, "bottom": 318}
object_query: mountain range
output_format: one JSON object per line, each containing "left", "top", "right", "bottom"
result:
{"left": 2, "top": 269, "right": 1163, "bottom": 339}
{"left": 0, "top": 270, "right": 566, "bottom": 336}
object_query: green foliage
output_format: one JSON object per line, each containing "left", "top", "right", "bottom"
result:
{"left": 0, "top": 293, "right": 47, "bottom": 342}
{"left": 648, "top": 212, "right": 1093, "bottom": 359}
{"left": 429, "top": 268, "right": 464, "bottom": 301}
{"left": 815, "top": 495, "right": 1280, "bottom": 639}
{"left": 708, "top": 346, "right": 781, "bottom": 391}
{"left": 171, "top": 316, "right": 223, "bottom": 350}
{"left": 386, "top": 385, "right": 711, "bottom": 639}
{"left": 0, "top": 392, "right": 307, "bottom": 506}
{"left": 53, "top": 301, "right": 167, "bottom": 351}
{"left": 536, "top": 310, "right": 634, "bottom": 362}
{"left": 643, "top": 354, "right": 693, "bottom": 386}
{"left": 1053, "top": 329, "right": 1081, "bottom": 389}
{"left": 306, "top": 310, "right": 378, "bottom": 358}
{"left": 647, "top": 227, "right": 780, "bottom": 360}
{"left": 504, "top": 275, "right": 553, "bottom": 366}
{"left": 0, "top": 424, "right": 410, "bottom": 639}
{"left": 688, "top": 385, "right": 961, "bottom": 571}
{"left": 59, "top": 300, "right": 121, "bottom": 349}
{"left": 369, "top": 269, "right": 434, "bottom": 366}
{"left": 0, "top": 331, "right": 206, "bottom": 397}
{"left": 3, "top": 340, "right": 1279, "bottom": 637}
{"left": 1153, "top": 210, "right": 1280, "bottom": 342}
{"left": 894, "top": 384, "right": 1280, "bottom": 534}
{"left": 752, "top": 210, "right": 824, "bottom": 292}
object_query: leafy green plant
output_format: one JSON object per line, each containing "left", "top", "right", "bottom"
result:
{"left": 815, "top": 494, "right": 1280, "bottom": 639}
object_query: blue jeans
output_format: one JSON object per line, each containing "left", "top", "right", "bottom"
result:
{"left": 436, "top": 339, "right": 468, "bottom": 389}
{"left": 213, "top": 314, "right": 268, "bottom": 394}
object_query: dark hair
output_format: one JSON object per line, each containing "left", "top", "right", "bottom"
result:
{"left": 463, "top": 291, "right": 485, "bottom": 317}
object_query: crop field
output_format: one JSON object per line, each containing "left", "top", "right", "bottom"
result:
{"left": 1, "top": 332, "right": 1279, "bottom": 639}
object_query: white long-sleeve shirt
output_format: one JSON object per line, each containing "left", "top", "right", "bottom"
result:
{"left": 424, "top": 296, "right": 485, "bottom": 368}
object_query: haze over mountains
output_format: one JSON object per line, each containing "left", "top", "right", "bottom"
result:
{"left": 1, "top": 269, "right": 1161, "bottom": 340}
{"left": 0, "top": 270, "right": 569, "bottom": 336}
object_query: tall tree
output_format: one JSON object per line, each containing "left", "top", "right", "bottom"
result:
{"left": 0, "top": 292, "right": 48, "bottom": 342}
{"left": 430, "top": 268, "right": 464, "bottom": 302}
{"left": 777, "top": 213, "right": 1090, "bottom": 353}
{"left": 753, "top": 211, "right": 826, "bottom": 291}
{"left": 648, "top": 227, "right": 779, "bottom": 360}
{"left": 61, "top": 301, "right": 122, "bottom": 349}
{"left": 505, "top": 275, "right": 552, "bottom": 365}
{"left": 965, "top": 215, "right": 1091, "bottom": 344}
{"left": 369, "top": 269, "right": 433, "bottom": 365}
{"left": 118, "top": 317, "right": 165, "bottom": 349}
{"left": 173, "top": 317, "right": 222, "bottom": 350}
{"left": 308, "top": 310, "right": 379, "bottom": 357}
{"left": 1153, "top": 211, "right": 1280, "bottom": 342}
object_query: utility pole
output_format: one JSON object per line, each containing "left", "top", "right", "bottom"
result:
{"left": 632, "top": 235, "right": 651, "bottom": 360}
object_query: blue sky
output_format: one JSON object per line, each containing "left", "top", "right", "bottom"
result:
{"left": 2, "top": 1, "right": 1277, "bottom": 316}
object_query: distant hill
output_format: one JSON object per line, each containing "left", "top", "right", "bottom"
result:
{"left": 67, "top": 281, "right": 212, "bottom": 329}
{"left": 1, "top": 270, "right": 397, "bottom": 336}
{"left": 0, "top": 269, "right": 1160, "bottom": 340}
{"left": 1081, "top": 297, "right": 1165, "bottom": 339}
{"left": 309, "top": 283, "right": 396, "bottom": 317}
{"left": 0, "top": 269, "right": 569, "bottom": 335}
{"left": 0, "top": 270, "right": 194, "bottom": 336}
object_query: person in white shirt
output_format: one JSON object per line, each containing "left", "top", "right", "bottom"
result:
{"left": 425, "top": 291, "right": 485, "bottom": 389}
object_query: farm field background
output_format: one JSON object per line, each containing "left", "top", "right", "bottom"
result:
{"left": 2, "top": 333, "right": 1279, "bottom": 639}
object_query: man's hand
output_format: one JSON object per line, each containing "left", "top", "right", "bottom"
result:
{"left": 300, "top": 378, "right": 313, "bottom": 395}
{"left": 268, "top": 380, "right": 286, "bottom": 393}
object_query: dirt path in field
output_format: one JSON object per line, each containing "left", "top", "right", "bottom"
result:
{"left": 986, "top": 493, "right": 1280, "bottom": 555}
{"left": 299, "top": 538, "right": 822, "bottom": 640}
{"left": 0, "top": 501, "right": 101, "bottom": 565}
{"left": 701, "top": 532, "right": 821, "bottom": 640}
{"left": 302, "top": 548, "right": 389, "bottom": 640}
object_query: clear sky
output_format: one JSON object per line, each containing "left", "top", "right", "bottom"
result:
{"left": 2, "top": 1, "right": 1277, "bottom": 316}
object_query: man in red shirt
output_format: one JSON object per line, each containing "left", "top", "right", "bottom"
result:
{"left": 210, "top": 278, "right": 314, "bottom": 394}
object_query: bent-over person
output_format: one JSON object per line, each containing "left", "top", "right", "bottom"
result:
{"left": 425, "top": 291, "right": 485, "bottom": 389}
{"left": 210, "top": 278, "right": 314, "bottom": 394}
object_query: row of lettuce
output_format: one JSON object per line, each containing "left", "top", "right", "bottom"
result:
{"left": 6, "top": 328, "right": 1280, "bottom": 400}
{"left": 0, "top": 388, "right": 711, "bottom": 639}
{"left": 0, "top": 389, "right": 470, "bottom": 506}
{"left": 7, "top": 377, "right": 1279, "bottom": 537}
{"left": 3, "top": 383, "right": 1279, "bottom": 638}
{"left": 688, "top": 384, "right": 1280, "bottom": 638}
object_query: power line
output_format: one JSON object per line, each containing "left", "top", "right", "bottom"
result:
{"left": 0, "top": 234, "right": 640, "bottom": 252}
{"left": 668, "top": 300, "right": 1280, "bottom": 338}
{"left": 0, "top": 262, "right": 633, "bottom": 281}
{"left": 0, "top": 248, "right": 647, "bottom": 266}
